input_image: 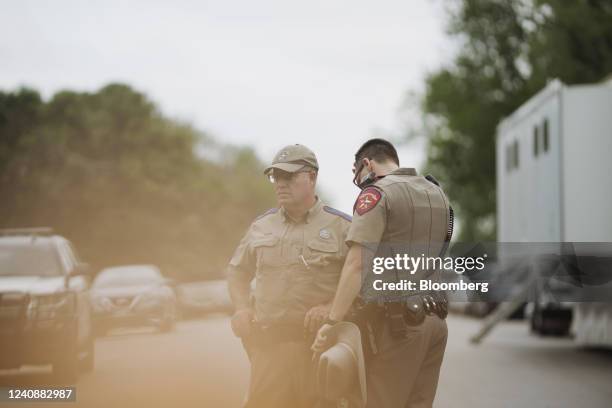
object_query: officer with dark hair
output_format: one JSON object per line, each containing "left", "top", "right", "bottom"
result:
{"left": 312, "top": 138, "right": 453, "bottom": 408}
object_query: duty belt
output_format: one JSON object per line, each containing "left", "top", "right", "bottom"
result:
{"left": 351, "top": 292, "right": 448, "bottom": 354}
{"left": 361, "top": 292, "right": 447, "bottom": 320}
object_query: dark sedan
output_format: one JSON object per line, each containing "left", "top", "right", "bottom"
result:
{"left": 91, "top": 265, "right": 178, "bottom": 335}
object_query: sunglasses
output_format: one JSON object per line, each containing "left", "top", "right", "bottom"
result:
{"left": 352, "top": 159, "right": 365, "bottom": 188}
{"left": 267, "top": 168, "right": 314, "bottom": 184}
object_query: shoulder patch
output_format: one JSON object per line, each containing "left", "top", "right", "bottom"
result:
{"left": 354, "top": 187, "right": 382, "bottom": 216}
{"left": 323, "top": 205, "right": 352, "bottom": 222}
{"left": 255, "top": 207, "right": 279, "bottom": 221}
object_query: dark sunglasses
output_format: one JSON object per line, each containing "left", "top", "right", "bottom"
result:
{"left": 352, "top": 160, "right": 365, "bottom": 188}
{"left": 353, "top": 158, "right": 378, "bottom": 189}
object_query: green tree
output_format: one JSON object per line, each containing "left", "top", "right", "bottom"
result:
{"left": 0, "top": 84, "right": 274, "bottom": 280}
{"left": 419, "top": 0, "right": 612, "bottom": 241}
{"left": 528, "top": 0, "right": 612, "bottom": 86}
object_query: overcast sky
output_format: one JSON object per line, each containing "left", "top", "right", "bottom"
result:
{"left": 1, "top": 0, "right": 453, "bottom": 213}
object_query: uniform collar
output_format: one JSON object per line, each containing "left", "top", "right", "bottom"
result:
{"left": 280, "top": 196, "right": 323, "bottom": 224}
{"left": 388, "top": 167, "right": 417, "bottom": 176}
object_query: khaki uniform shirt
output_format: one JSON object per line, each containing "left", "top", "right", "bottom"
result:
{"left": 346, "top": 168, "right": 451, "bottom": 298}
{"left": 227, "top": 199, "right": 351, "bottom": 325}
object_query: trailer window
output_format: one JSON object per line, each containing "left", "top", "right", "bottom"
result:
{"left": 506, "top": 140, "right": 520, "bottom": 172}
{"left": 512, "top": 140, "right": 519, "bottom": 169}
{"left": 513, "top": 140, "right": 519, "bottom": 169}
{"left": 506, "top": 145, "right": 511, "bottom": 172}
{"left": 542, "top": 119, "right": 549, "bottom": 152}
{"left": 533, "top": 125, "right": 539, "bottom": 157}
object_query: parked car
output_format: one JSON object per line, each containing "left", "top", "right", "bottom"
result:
{"left": 91, "top": 265, "right": 178, "bottom": 334}
{"left": 0, "top": 228, "right": 95, "bottom": 383}
{"left": 176, "top": 280, "right": 234, "bottom": 317}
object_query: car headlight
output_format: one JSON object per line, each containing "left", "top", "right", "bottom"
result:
{"left": 27, "top": 293, "right": 74, "bottom": 319}
{"left": 92, "top": 296, "right": 114, "bottom": 312}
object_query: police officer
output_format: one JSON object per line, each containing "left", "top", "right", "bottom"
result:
{"left": 227, "top": 144, "right": 352, "bottom": 408}
{"left": 312, "top": 138, "right": 453, "bottom": 408}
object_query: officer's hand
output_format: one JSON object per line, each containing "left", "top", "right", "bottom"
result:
{"left": 304, "top": 303, "right": 332, "bottom": 333}
{"left": 231, "top": 308, "right": 254, "bottom": 338}
{"left": 311, "top": 323, "right": 334, "bottom": 357}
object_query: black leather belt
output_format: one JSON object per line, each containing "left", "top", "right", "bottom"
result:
{"left": 358, "top": 292, "right": 447, "bottom": 334}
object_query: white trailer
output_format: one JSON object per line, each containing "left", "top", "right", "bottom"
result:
{"left": 496, "top": 78, "right": 612, "bottom": 346}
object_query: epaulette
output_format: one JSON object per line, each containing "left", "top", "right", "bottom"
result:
{"left": 323, "top": 206, "right": 352, "bottom": 222}
{"left": 255, "top": 208, "right": 279, "bottom": 221}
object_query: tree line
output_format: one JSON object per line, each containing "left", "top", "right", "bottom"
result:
{"left": 0, "top": 84, "right": 275, "bottom": 280}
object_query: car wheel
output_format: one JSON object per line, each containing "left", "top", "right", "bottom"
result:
{"left": 531, "top": 304, "right": 572, "bottom": 336}
{"left": 53, "top": 327, "right": 79, "bottom": 384}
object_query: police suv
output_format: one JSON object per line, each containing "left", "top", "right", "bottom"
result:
{"left": 0, "top": 228, "right": 95, "bottom": 382}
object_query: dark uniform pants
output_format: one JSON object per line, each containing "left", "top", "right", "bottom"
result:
{"left": 244, "top": 340, "right": 317, "bottom": 408}
{"left": 366, "top": 315, "right": 448, "bottom": 408}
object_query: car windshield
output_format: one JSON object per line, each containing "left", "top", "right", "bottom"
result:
{"left": 0, "top": 242, "right": 62, "bottom": 277}
{"left": 93, "top": 268, "right": 161, "bottom": 288}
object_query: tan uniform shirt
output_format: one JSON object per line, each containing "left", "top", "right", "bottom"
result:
{"left": 347, "top": 168, "right": 451, "bottom": 298}
{"left": 227, "top": 199, "right": 351, "bottom": 325}
{"left": 347, "top": 168, "right": 450, "bottom": 248}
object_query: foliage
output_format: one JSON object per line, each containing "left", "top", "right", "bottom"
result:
{"left": 0, "top": 84, "right": 275, "bottom": 280}
{"left": 420, "top": 0, "right": 612, "bottom": 240}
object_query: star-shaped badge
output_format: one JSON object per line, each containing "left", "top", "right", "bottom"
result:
{"left": 354, "top": 187, "right": 382, "bottom": 215}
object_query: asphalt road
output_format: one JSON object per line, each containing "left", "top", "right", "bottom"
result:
{"left": 0, "top": 315, "right": 249, "bottom": 408}
{"left": 436, "top": 315, "right": 612, "bottom": 408}
{"left": 1, "top": 314, "right": 611, "bottom": 407}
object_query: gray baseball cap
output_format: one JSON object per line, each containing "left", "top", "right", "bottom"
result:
{"left": 263, "top": 144, "right": 319, "bottom": 175}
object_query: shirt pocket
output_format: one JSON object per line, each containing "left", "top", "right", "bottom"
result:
{"left": 251, "top": 235, "right": 282, "bottom": 269}
{"left": 251, "top": 236, "right": 287, "bottom": 302}
{"left": 305, "top": 238, "right": 340, "bottom": 267}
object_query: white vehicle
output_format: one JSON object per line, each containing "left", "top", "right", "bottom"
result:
{"left": 496, "top": 78, "right": 612, "bottom": 346}
{"left": 0, "top": 228, "right": 95, "bottom": 382}
{"left": 91, "top": 265, "right": 178, "bottom": 334}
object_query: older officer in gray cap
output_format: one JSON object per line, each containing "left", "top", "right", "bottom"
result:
{"left": 227, "top": 144, "right": 352, "bottom": 408}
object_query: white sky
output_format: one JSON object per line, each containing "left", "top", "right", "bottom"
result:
{"left": 1, "top": 0, "right": 453, "bottom": 213}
